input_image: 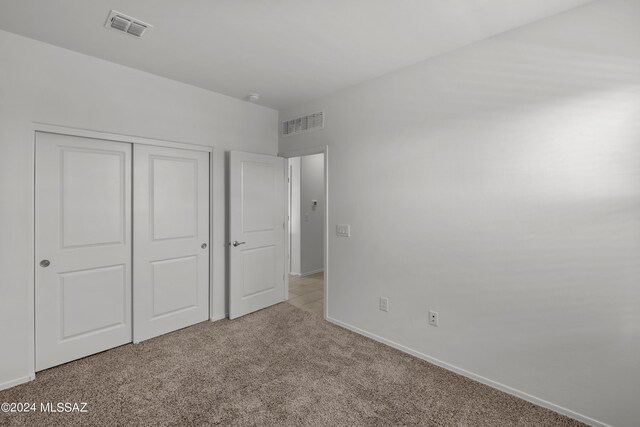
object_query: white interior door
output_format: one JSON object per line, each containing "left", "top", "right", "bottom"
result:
{"left": 229, "top": 151, "right": 286, "bottom": 319}
{"left": 35, "top": 132, "right": 132, "bottom": 371}
{"left": 133, "top": 145, "right": 210, "bottom": 342}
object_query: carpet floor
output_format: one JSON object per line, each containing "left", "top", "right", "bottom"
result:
{"left": 0, "top": 303, "right": 585, "bottom": 427}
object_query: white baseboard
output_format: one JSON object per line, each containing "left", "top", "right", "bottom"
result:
{"left": 299, "top": 268, "right": 323, "bottom": 277}
{"left": 325, "top": 316, "right": 609, "bottom": 427}
{"left": 0, "top": 373, "right": 35, "bottom": 392}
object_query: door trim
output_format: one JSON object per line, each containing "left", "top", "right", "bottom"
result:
{"left": 278, "top": 146, "right": 329, "bottom": 320}
{"left": 30, "top": 123, "right": 215, "bottom": 379}
{"left": 33, "top": 123, "right": 213, "bottom": 153}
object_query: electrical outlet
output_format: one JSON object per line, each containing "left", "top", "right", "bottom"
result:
{"left": 379, "top": 297, "right": 389, "bottom": 312}
{"left": 429, "top": 310, "right": 439, "bottom": 326}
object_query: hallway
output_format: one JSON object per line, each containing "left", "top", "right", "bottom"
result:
{"left": 286, "top": 272, "right": 324, "bottom": 317}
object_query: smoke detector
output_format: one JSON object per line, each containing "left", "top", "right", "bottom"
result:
{"left": 247, "top": 93, "right": 261, "bottom": 103}
{"left": 105, "top": 10, "right": 152, "bottom": 38}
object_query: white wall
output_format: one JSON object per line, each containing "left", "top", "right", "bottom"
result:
{"left": 279, "top": 1, "right": 640, "bottom": 426}
{"left": 299, "top": 154, "right": 325, "bottom": 275}
{"left": 0, "top": 29, "right": 277, "bottom": 389}
{"left": 289, "top": 157, "right": 301, "bottom": 274}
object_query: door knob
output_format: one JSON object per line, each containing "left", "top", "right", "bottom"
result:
{"left": 201, "top": 243, "right": 207, "bottom": 249}
{"left": 232, "top": 241, "right": 246, "bottom": 247}
{"left": 40, "top": 260, "right": 50, "bottom": 267}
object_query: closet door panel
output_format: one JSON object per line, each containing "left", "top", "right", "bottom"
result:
{"left": 133, "top": 145, "right": 209, "bottom": 342}
{"left": 35, "top": 132, "right": 132, "bottom": 371}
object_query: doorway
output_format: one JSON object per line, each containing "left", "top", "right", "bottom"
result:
{"left": 286, "top": 152, "right": 325, "bottom": 316}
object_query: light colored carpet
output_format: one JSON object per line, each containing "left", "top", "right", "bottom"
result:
{"left": 0, "top": 303, "right": 584, "bottom": 426}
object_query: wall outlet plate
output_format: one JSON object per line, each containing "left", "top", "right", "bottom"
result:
{"left": 379, "top": 297, "right": 389, "bottom": 312}
{"left": 429, "top": 310, "right": 439, "bottom": 326}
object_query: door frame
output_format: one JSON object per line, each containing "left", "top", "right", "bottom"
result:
{"left": 278, "top": 146, "right": 329, "bottom": 320}
{"left": 29, "top": 122, "right": 215, "bottom": 379}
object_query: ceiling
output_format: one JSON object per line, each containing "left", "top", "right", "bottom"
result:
{"left": 0, "top": 0, "right": 592, "bottom": 110}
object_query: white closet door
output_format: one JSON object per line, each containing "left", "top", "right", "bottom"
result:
{"left": 133, "top": 145, "right": 210, "bottom": 342}
{"left": 229, "top": 151, "right": 286, "bottom": 319}
{"left": 35, "top": 132, "right": 132, "bottom": 371}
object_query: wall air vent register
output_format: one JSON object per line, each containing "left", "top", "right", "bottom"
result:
{"left": 282, "top": 112, "right": 324, "bottom": 137}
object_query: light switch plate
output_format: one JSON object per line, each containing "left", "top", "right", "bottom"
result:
{"left": 336, "top": 224, "right": 351, "bottom": 237}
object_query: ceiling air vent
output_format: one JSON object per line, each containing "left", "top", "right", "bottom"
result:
{"left": 110, "top": 15, "right": 130, "bottom": 32}
{"left": 282, "top": 112, "right": 324, "bottom": 137}
{"left": 105, "top": 10, "right": 151, "bottom": 38}
{"left": 127, "top": 22, "right": 147, "bottom": 37}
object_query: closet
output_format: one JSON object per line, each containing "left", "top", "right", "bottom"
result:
{"left": 34, "top": 131, "right": 210, "bottom": 371}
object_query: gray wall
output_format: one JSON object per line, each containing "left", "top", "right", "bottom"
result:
{"left": 0, "top": 29, "right": 278, "bottom": 389}
{"left": 289, "top": 154, "right": 324, "bottom": 276}
{"left": 299, "top": 154, "right": 325, "bottom": 275}
{"left": 289, "top": 157, "right": 301, "bottom": 274}
{"left": 278, "top": 1, "right": 640, "bottom": 426}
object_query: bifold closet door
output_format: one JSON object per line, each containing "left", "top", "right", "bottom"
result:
{"left": 133, "top": 145, "right": 210, "bottom": 342}
{"left": 35, "top": 132, "right": 132, "bottom": 371}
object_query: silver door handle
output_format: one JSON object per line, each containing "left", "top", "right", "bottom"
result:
{"left": 40, "top": 260, "right": 50, "bottom": 267}
{"left": 232, "top": 241, "right": 246, "bottom": 247}
{"left": 201, "top": 243, "right": 207, "bottom": 249}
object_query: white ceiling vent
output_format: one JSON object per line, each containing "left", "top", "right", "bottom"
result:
{"left": 105, "top": 10, "right": 151, "bottom": 38}
{"left": 282, "top": 112, "right": 324, "bottom": 137}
